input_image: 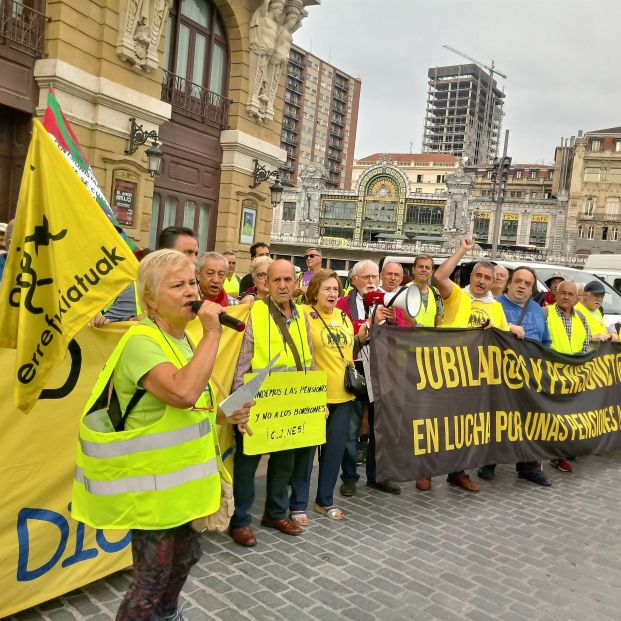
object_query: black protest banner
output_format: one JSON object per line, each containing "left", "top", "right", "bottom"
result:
{"left": 370, "top": 326, "right": 621, "bottom": 482}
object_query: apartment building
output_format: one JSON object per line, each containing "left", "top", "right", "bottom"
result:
{"left": 422, "top": 64, "right": 504, "bottom": 165}
{"left": 281, "top": 44, "right": 361, "bottom": 189}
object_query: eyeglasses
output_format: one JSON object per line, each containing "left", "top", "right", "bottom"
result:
{"left": 356, "top": 274, "right": 379, "bottom": 280}
{"left": 254, "top": 272, "right": 268, "bottom": 280}
{"left": 305, "top": 254, "right": 320, "bottom": 259}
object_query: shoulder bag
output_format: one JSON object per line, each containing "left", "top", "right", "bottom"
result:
{"left": 312, "top": 307, "right": 366, "bottom": 398}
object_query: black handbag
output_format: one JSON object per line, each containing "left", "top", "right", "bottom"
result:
{"left": 344, "top": 363, "right": 367, "bottom": 398}
{"left": 312, "top": 307, "right": 367, "bottom": 398}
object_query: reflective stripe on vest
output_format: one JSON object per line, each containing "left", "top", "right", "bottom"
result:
{"left": 80, "top": 418, "right": 212, "bottom": 459}
{"left": 250, "top": 300, "right": 313, "bottom": 371}
{"left": 75, "top": 457, "right": 218, "bottom": 496}
{"left": 71, "top": 322, "right": 220, "bottom": 530}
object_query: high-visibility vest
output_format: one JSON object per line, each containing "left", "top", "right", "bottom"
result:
{"left": 223, "top": 274, "right": 240, "bottom": 296}
{"left": 415, "top": 286, "right": 438, "bottom": 327}
{"left": 547, "top": 305, "right": 588, "bottom": 354}
{"left": 575, "top": 302, "right": 607, "bottom": 337}
{"left": 72, "top": 323, "right": 221, "bottom": 530}
{"left": 250, "top": 300, "right": 313, "bottom": 372}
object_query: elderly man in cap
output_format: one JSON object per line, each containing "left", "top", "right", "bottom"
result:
{"left": 575, "top": 280, "right": 618, "bottom": 342}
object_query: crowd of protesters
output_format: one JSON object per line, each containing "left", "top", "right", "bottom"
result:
{"left": 76, "top": 228, "right": 619, "bottom": 619}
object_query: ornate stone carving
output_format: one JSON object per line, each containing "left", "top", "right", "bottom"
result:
{"left": 117, "top": 0, "right": 171, "bottom": 73}
{"left": 247, "top": 0, "right": 309, "bottom": 122}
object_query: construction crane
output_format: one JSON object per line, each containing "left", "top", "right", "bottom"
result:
{"left": 442, "top": 44, "right": 508, "bottom": 162}
{"left": 442, "top": 44, "right": 507, "bottom": 80}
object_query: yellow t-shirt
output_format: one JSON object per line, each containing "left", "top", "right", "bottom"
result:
{"left": 442, "top": 284, "right": 509, "bottom": 330}
{"left": 303, "top": 305, "right": 355, "bottom": 404}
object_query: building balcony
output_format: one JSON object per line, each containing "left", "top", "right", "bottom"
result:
{"left": 333, "top": 90, "right": 347, "bottom": 103}
{"left": 281, "top": 134, "right": 297, "bottom": 147}
{"left": 286, "top": 81, "right": 301, "bottom": 94}
{"left": 329, "top": 138, "right": 342, "bottom": 149}
{"left": 332, "top": 115, "right": 345, "bottom": 127}
{"left": 284, "top": 107, "right": 298, "bottom": 120}
{"left": 289, "top": 54, "right": 305, "bottom": 69}
{"left": 161, "top": 70, "right": 230, "bottom": 129}
{"left": 288, "top": 68, "right": 304, "bottom": 81}
{"left": 284, "top": 93, "right": 300, "bottom": 106}
{"left": 330, "top": 126, "right": 342, "bottom": 138}
{"left": 327, "top": 149, "right": 341, "bottom": 161}
{"left": 282, "top": 119, "right": 298, "bottom": 132}
{"left": 0, "top": 0, "right": 48, "bottom": 58}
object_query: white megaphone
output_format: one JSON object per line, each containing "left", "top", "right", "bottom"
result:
{"left": 365, "top": 285, "right": 422, "bottom": 318}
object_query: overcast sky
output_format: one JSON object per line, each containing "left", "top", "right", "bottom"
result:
{"left": 293, "top": 0, "right": 621, "bottom": 165}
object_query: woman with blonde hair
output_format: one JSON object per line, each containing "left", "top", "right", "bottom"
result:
{"left": 288, "top": 269, "right": 368, "bottom": 522}
{"left": 72, "top": 249, "right": 251, "bottom": 620}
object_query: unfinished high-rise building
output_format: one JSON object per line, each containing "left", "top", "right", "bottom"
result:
{"left": 422, "top": 64, "right": 505, "bottom": 165}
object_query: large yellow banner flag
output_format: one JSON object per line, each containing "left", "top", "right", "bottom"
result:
{"left": 0, "top": 119, "right": 138, "bottom": 412}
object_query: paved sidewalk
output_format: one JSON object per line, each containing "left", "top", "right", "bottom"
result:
{"left": 11, "top": 451, "right": 621, "bottom": 621}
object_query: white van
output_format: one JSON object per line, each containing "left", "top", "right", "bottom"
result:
{"left": 583, "top": 255, "right": 621, "bottom": 293}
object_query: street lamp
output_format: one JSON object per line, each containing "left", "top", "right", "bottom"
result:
{"left": 270, "top": 176, "right": 283, "bottom": 208}
{"left": 249, "top": 158, "right": 283, "bottom": 207}
{"left": 125, "top": 118, "right": 164, "bottom": 177}
{"left": 490, "top": 129, "right": 511, "bottom": 260}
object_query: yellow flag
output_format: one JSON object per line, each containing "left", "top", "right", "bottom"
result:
{"left": 0, "top": 119, "right": 138, "bottom": 413}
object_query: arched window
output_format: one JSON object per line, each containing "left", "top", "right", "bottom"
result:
{"left": 162, "top": 0, "right": 229, "bottom": 127}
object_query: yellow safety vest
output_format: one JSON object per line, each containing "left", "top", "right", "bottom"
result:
{"left": 250, "top": 300, "right": 313, "bottom": 371}
{"left": 415, "top": 286, "right": 438, "bottom": 327}
{"left": 547, "top": 305, "right": 588, "bottom": 354}
{"left": 223, "top": 274, "right": 240, "bottom": 296}
{"left": 575, "top": 302, "right": 607, "bottom": 337}
{"left": 72, "top": 324, "right": 221, "bottom": 530}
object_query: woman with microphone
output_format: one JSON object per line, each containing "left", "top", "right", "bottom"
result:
{"left": 288, "top": 270, "right": 368, "bottom": 522}
{"left": 72, "top": 249, "right": 251, "bottom": 620}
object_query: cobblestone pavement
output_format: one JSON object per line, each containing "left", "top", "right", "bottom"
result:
{"left": 11, "top": 451, "right": 621, "bottom": 621}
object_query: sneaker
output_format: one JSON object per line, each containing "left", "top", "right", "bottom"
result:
{"left": 550, "top": 459, "right": 573, "bottom": 473}
{"left": 518, "top": 468, "right": 552, "bottom": 486}
{"left": 477, "top": 464, "right": 496, "bottom": 480}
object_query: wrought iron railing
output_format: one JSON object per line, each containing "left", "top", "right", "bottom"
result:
{"left": 161, "top": 70, "right": 230, "bottom": 129}
{"left": 0, "top": 0, "right": 47, "bottom": 57}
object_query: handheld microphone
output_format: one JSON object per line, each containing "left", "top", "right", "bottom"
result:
{"left": 191, "top": 300, "right": 246, "bottom": 332}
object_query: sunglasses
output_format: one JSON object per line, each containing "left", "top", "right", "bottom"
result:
{"left": 305, "top": 254, "right": 320, "bottom": 259}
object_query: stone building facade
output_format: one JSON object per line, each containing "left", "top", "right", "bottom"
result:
{"left": 1, "top": 0, "right": 319, "bottom": 273}
{"left": 271, "top": 153, "right": 569, "bottom": 268}
{"left": 556, "top": 127, "right": 621, "bottom": 256}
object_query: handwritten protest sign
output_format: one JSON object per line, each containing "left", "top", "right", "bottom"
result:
{"left": 243, "top": 370, "right": 327, "bottom": 455}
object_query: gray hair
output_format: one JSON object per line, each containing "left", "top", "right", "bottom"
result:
{"left": 350, "top": 259, "right": 379, "bottom": 277}
{"left": 196, "top": 251, "right": 229, "bottom": 272}
{"left": 138, "top": 249, "right": 194, "bottom": 313}
{"left": 473, "top": 261, "right": 497, "bottom": 278}
{"left": 250, "top": 255, "right": 273, "bottom": 274}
